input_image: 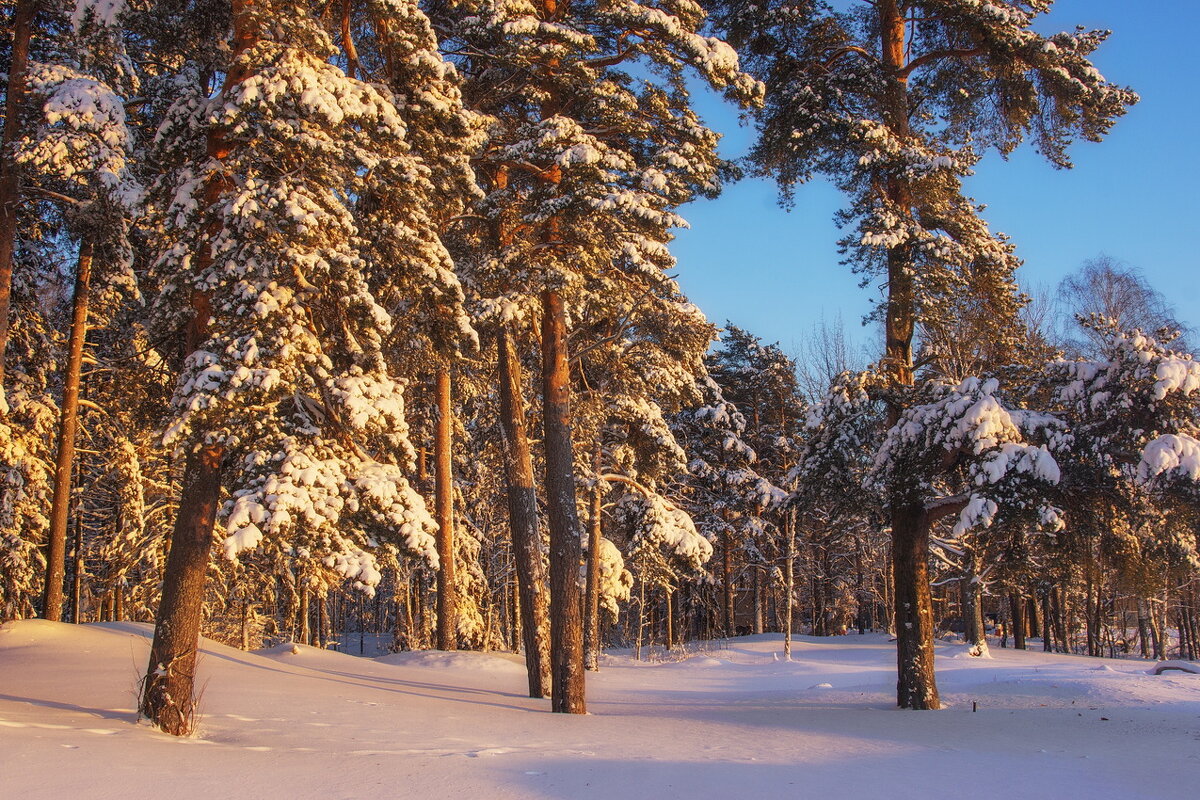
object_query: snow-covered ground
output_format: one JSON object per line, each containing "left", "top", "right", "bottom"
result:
{"left": 2, "top": 621, "right": 1198, "bottom": 799}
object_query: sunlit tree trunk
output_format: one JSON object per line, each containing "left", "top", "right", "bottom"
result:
{"left": 43, "top": 239, "right": 94, "bottom": 621}
{"left": 541, "top": 289, "right": 585, "bottom": 713}
{"left": 0, "top": 0, "right": 38, "bottom": 388}
{"left": 140, "top": 0, "right": 258, "bottom": 734}
{"left": 496, "top": 326, "right": 551, "bottom": 696}
{"left": 434, "top": 364, "right": 457, "bottom": 651}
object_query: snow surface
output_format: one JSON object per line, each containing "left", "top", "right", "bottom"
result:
{"left": 2, "top": 621, "right": 1198, "bottom": 799}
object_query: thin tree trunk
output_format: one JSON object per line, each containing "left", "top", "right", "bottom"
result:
{"left": 434, "top": 364, "right": 457, "bottom": 651}
{"left": 1041, "top": 590, "right": 1053, "bottom": 652}
{"left": 0, "top": 0, "right": 38, "bottom": 388}
{"left": 71, "top": 496, "right": 84, "bottom": 623}
{"left": 752, "top": 567, "right": 764, "bottom": 634}
{"left": 664, "top": 586, "right": 674, "bottom": 650}
{"left": 319, "top": 593, "right": 329, "bottom": 649}
{"left": 584, "top": 481, "right": 602, "bottom": 670}
{"left": 42, "top": 239, "right": 94, "bottom": 620}
{"left": 721, "top": 527, "right": 734, "bottom": 636}
{"left": 541, "top": 289, "right": 585, "bottom": 714}
{"left": 496, "top": 326, "right": 550, "bottom": 697}
{"left": 783, "top": 511, "right": 795, "bottom": 660}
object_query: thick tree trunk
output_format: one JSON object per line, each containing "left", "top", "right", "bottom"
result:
{"left": 434, "top": 364, "right": 457, "bottom": 651}
{"left": 0, "top": 0, "right": 38, "bottom": 388}
{"left": 584, "top": 481, "right": 602, "bottom": 670}
{"left": 138, "top": 443, "right": 222, "bottom": 735}
{"left": 892, "top": 504, "right": 940, "bottom": 710}
{"left": 496, "top": 326, "right": 551, "bottom": 697}
{"left": 876, "top": 0, "right": 940, "bottom": 710}
{"left": 140, "top": 0, "right": 256, "bottom": 734}
{"left": 540, "top": 290, "right": 585, "bottom": 714}
{"left": 43, "top": 240, "right": 93, "bottom": 621}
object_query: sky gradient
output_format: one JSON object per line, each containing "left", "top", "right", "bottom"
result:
{"left": 671, "top": 0, "right": 1200, "bottom": 358}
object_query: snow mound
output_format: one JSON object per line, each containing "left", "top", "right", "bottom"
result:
{"left": 374, "top": 649, "right": 527, "bottom": 675}
{"left": 1149, "top": 660, "right": 1200, "bottom": 675}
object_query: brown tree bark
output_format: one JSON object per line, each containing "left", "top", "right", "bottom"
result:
{"left": 43, "top": 238, "right": 94, "bottom": 621}
{"left": 434, "top": 364, "right": 457, "bottom": 651}
{"left": 140, "top": 0, "right": 257, "bottom": 735}
{"left": 783, "top": 510, "right": 796, "bottom": 660}
{"left": 584, "top": 481, "right": 602, "bottom": 670}
{"left": 1010, "top": 593, "right": 1027, "bottom": 650}
{"left": 0, "top": 0, "right": 38, "bottom": 388}
{"left": 496, "top": 326, "right": 551, "bottom": 696}
{"left": 541, "top": 289, "right": 585, "bottom": 714}
{"left": 139, "top": 442, "right": 222, "bottom": 734}
{"left": 721, "top": 526, "right": 734, "bottom": 636}
{"left": 962, "top": 551, "right": 988, "bottom": 656}
{"left": 892, "top": 503, "right": 940, "bottom": 710}
{"left": 878, "top": 0, "right": 941, "bottom": 709}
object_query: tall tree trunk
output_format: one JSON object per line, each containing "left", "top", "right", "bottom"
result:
{"left": 721, "top": 526, "right": 734, "bottom": 636}
{"left": 892, "top": 504, "right": 940, "bottom": 710}
{"left": 0, "top": 0, "right": 38, "bottom": 388}
{"left": 877, "top": 0, "right": 939, "bottom": 710}
{"left": 584, "top": 481, "right": 602, "bottom": 670}
{"left": 664, "top": 586, "right": 674, "bottom": 650}
{"left": 434, "top": 364, "right": 457, "bottom": 651}
{"left": 43, "top": 239, "right": 94, "bottom": 621}
{"left": 752, "top": 566, "right": 764, "bottom": 634}
{"left": 783, "top": 511, "right": 796, "bottom": 660}
{"left": 496, "top": 326, "right": 550, "bottom": 696}
{"left": 540, "top": 289, "right": 585, "bottom": 714}
{"left": 138, "top": 443, "right": 222, "bottom": 735}
{"left": 140, "top": 0, "right": 257, "bottom": 734}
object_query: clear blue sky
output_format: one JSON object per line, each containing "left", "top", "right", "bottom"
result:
{"left": 671, "top": 0, "right": 1200, "bottom": 357}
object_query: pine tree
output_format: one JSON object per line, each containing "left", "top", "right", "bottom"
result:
{"left": 443, "top": 0, "right": 761, "bottom": 712}
{"left": 137, "top": 0, "right": 470, "bottom": 734}
{"left": 710, "top": 0, "right": 1137, "bottom": 708}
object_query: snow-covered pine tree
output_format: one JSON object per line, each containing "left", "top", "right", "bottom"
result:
{"left": 137, "top": 0, "right": 458, "bottom": 734}
{"left": 673, "top": 374, "right": 785, "bottom": 636}
{"left": 13, "top": 3, "right": 143, "bottom": 621}
{"left": 1047, "top": 320, "right": 1200, "bottom": 656}
{"left": 348, "top": 0, "right": 485, "bottom": 654}
{"left": 570, "top": 284, "right": 715, "bottom": 662}
{"left": 707, "top": 324, "right": 802, "bottom": 635}
{"left": 709, "top": 0, "right": 1137, "bottom": 708}
{"left": 443, "top": 0, "right": 762, "bottom": 712}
